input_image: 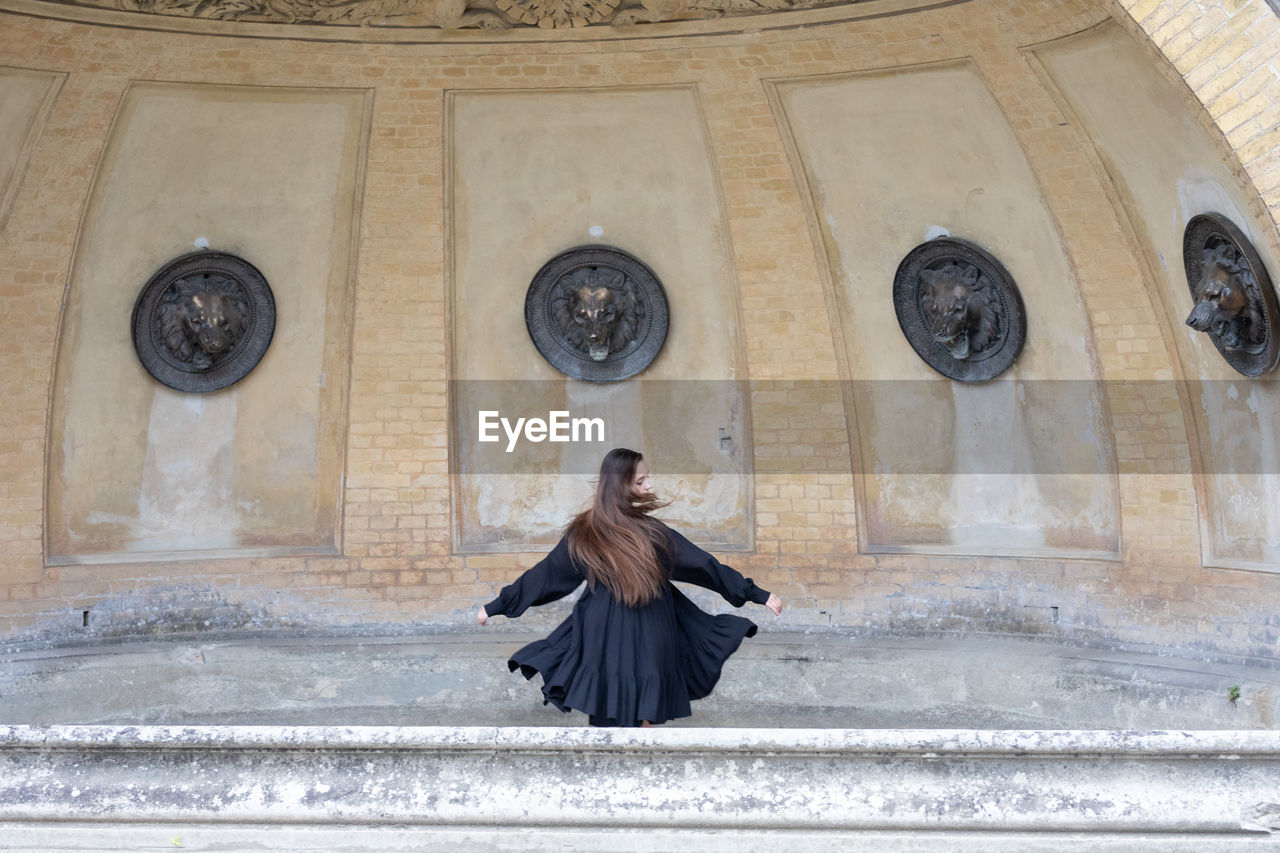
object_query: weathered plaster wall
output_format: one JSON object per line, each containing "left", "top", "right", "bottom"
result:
{"left": 773, "top": 60, "right": 1117, "bottom": 558}
{"left": 448, "top": 86, "right": 752, "bottom": 550}
{"left": 0, "top": 0, "right": 1278, "bottom": 658}
{"left": 0, "top": 66, "right": 61, "bottom": 235}
{"left": 45, "top": 82, "right": 368, "bottom": 564}
{"left": 1036, "top": 21, "right": 1280, "bottom": 571}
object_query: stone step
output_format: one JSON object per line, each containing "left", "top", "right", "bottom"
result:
{"left": 2, "top": 725, "right": 1280, "bottom": 851}
{"left": 8, "top": 826, "right": 1280, "bottom": 853}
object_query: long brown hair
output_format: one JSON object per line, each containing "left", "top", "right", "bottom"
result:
{"left": 566, "top": 448, "right": 671, "bottom": 606}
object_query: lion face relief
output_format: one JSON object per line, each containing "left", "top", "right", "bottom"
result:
{"left": 1185, "top": 243, "right": 1265, "bottom": 354}
{"left": 918, "top": 262, "right": 1001, "bottom": 361}
{"left": 551, "top": 267, "right": 643, "bottom": 362}
{"left": 158, "top": 274, "right": 250, "bottom": 369}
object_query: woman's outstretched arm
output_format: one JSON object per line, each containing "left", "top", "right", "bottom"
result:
{"left": 669, "top": 529, "right": 781, "bottom": 614}
{"left": 476, "top": 536, "right": 584, "bottom": 625}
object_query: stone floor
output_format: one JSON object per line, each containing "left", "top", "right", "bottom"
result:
{"left": 2, "top": 630, "right": 1277, "bottom": 729}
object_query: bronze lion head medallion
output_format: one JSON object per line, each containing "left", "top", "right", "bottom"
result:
{"left": 131, "top": 250, "right": 276, "bottom": 392}
{"left": 1183, "top": 212, "right": 1279, "bottom": 377}
{"left": 893, "top": 237, "right": 1026, "bottom": 382}
{"left": 525, "top": 245, "right": 669, "bottom": 382}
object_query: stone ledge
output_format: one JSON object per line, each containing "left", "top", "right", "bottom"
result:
{"left": 4, "top": 723, "right": 1280, "bottom": 755}
{"left": 3, "top": 725, "right": 1280, "bottom": 837}
{"left": 4, "top": 826, "right": 1280, "bottom": 853}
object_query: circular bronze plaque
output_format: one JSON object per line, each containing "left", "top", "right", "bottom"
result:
{"left": 131, "top": 250, "right": 276, "bottom": 393}
{"left": 524, "top": 245, "right": 669, "bottom": 382}
{"left": 1183, "top": 212, "right": 1280, "bottom": 377}
{"left": 893, "top": 237, "right": 1026, "bottom": 382}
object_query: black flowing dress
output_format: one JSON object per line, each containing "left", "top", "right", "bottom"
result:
{"left": 483, "top": 524, "right": 771, "bottom": 727}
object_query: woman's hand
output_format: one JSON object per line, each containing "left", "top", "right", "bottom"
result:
{"left": 476, "top": 606, "right": 488, "bottom": 627}
{"left": 765, "top": 593, "right": 782, "bottom": 616}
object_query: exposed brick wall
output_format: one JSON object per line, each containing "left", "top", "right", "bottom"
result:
{"left": 0, "top": 0, "right": 1278, "bottom": 658}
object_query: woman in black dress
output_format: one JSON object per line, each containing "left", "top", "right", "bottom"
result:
{"left": 476, "top": 447, "right": 783, "bottom": 727}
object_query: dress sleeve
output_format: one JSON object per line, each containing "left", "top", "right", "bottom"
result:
{"left": 668, "top": 529, "right": 770, "bottom": 607}
{"left": 483, "top": 536, "right": 585, "bottom": 619}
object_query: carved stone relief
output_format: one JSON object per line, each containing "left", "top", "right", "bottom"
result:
{"left": 131, "top": 250, "right": 276, "bottom": 392}
{"left": 893, "top": 237, "right": 1026, "bottom": 382}
{"left": 525, "top": 245, "right": 668, "bottom": 381}
{"left": 1183, "top": 212, "right": 1280, "bottom": 377}
{"left": 65, "top": 0, "right": 861, "bottom": 28}
{"left": 493, "top": 0, "right": 618, "bottom": 27}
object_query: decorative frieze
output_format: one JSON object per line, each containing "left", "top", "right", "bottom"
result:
{"left": 47, "top": 0, "right": 903, "bottom": 29}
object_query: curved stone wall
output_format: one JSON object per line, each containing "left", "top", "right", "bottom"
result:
{"left": 1114, "top": 0, "right": 1280, "bottom": 233}
{"left": 1, "top": 0, "right": 1279, "bottom": 660}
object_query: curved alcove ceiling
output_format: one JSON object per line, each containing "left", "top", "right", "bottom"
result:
{"left": 0, "top": 0, "right": 965, "bottom": 41}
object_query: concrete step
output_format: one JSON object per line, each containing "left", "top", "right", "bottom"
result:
{"left": 2, "top": 725, "right": 1280, "bottom": 851}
